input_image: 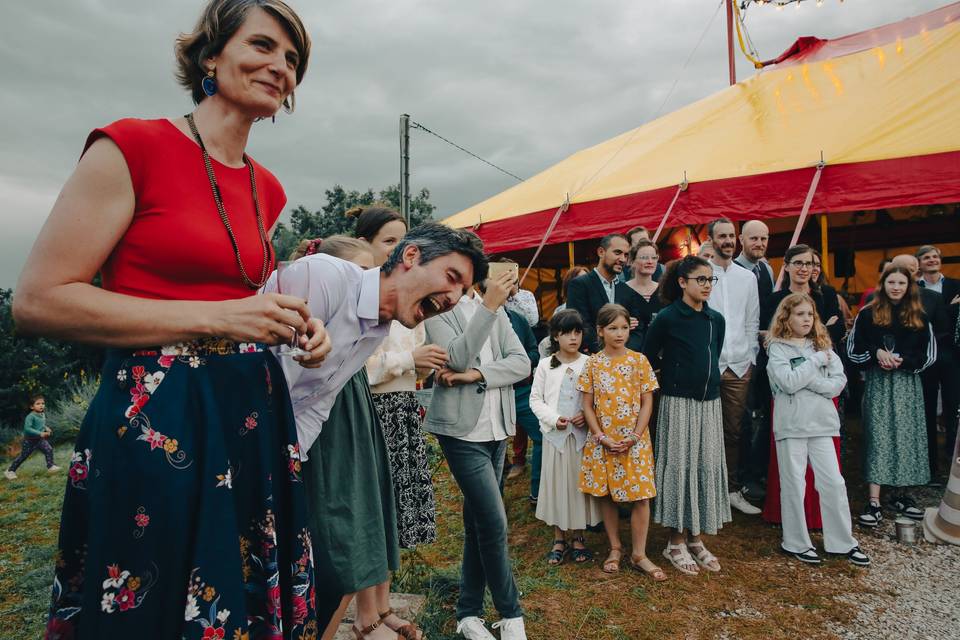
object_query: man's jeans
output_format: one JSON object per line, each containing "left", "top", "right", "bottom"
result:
{"left": 437, "top": 436, "right": 523, "bottom": 621}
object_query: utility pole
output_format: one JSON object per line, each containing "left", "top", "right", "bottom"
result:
{"left": 726, "top": 0, "right": 737, "bottom": 85}
{"left": 399, "top": 114, "right": 411, "bottom": 226}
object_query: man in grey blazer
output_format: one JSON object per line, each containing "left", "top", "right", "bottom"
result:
{"left": 424, "top": 270, "right": 532, "bottom": 640}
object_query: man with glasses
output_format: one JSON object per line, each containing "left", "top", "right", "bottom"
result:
{"left": 707, "top": 218, "right": 762, "bottom": 515}
{"left": 733, "top": 220, "right": 775, "bottom": 504}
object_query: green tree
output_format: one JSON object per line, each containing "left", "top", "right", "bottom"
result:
{"left": 0, "top": 289, "right": 103, "bottom": 432}
{"left": 272, "top": 183, "right": 436, "bottom": 258}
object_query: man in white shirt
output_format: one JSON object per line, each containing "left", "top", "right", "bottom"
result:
{"left": 266, "top": 224, "right": 488, "bottom": 458}
{"left": 707, "top": 218, "right": 762, "bottom": 515}
{"left": 424, "top": 272, "right": 531, "bottom": 640}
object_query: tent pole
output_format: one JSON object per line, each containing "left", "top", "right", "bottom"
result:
{"left": 568, "top": 241, "right": 575, "bottom": 269}
{"left": 726, "top": 0, "right": 736, "bottom": 86}
{"left": 820, "top": 215, "right": 830, "bottom": 279}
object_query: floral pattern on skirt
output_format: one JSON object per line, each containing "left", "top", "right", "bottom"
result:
{"left": 863, "top": 368, "right": 930, "bottom": 487}
{"left": 372, "top": 391, "right": 437, "bottom": 549}
{"left": 46, "top": 340, "right": 317, "bottom": 640}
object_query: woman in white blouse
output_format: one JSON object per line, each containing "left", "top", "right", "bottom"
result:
{"left": 355, "top": 206, "right": 448, "bottom": 640}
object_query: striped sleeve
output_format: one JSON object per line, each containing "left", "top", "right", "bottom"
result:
{"left": 846, "top": 312, "right": 873, "bottom": 367}
{"left": 913, "top": 322, "right": 937, "bottom": 374}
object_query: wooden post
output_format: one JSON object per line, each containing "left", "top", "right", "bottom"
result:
{"left": 568, "top": 241, "right": 575, "bottom": 269}
{"left": 726, "top": 0, "right": 737, "bottom": 86}
{"left": 820, "top": 214, "right": 830, "bottom": 278}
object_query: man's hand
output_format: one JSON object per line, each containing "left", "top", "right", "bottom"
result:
{"left": 295, "top": 318, "right": 332, "bottom": 368}
{"left": 555, "top": 417, "right": 569, "bottom": 431}
{"left": 436, "top": 367, "right": 483, "bottom": 387}
{"left": 482, "top": 271, "right": 514, "bottom": 312}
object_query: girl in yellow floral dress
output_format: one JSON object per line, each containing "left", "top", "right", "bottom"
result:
{"left": 578, "top": 304, "right": 666, "bottom": 581}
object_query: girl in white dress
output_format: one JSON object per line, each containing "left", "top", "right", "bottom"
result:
{"left": 529, "top": 309, "right": 603, "bottom": 565}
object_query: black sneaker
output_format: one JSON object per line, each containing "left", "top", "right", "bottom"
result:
{"left": 845, "top": 546, "right": 871, "bottom": 567}
{"left": 780, "top": 546, "right": 822, "bottom": 564}
{"left": 858, "top": 501, "right": 882, "bottom": 528}
{"left": 890, "top": 495, "right": 924, "bottom": 521}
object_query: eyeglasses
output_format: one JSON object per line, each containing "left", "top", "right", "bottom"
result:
{"left": 635, "top": 255, "right": 658, "bottom": 262}
{"left": 789, "top": 261, "right": 814, "bottom": 269}
{"left": 684, "top": 275, "right": 719, "bottom": 286}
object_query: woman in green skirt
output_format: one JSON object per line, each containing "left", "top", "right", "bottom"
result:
{"left": 847, "top": 265, "right": 936, "bottom": 528}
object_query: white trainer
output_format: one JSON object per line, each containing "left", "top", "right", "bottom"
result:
{"left": 492, "top": 616, "right": 527, "bottom": 640}
{"left": 729, "top": 489, "right": 762, "bottom": 515}
{"left": 456, "top": 616, "right": 496, "bottom": 640}
{"left": 48, "top": 465, "right": 62, "bottom": 472}
{"left": 4, "top": 470, "right": 16, "bottom": 480}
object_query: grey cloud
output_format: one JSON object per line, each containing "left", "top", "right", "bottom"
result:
{"left": 0, "top": 0, "right": 946, "bottom": 287}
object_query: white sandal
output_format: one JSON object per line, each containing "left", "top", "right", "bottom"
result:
{"left": 662, "top": 542, "right": 699, "bottom": 576}
{"left": 686, "top": 540, "right": 721, "bottom": 572}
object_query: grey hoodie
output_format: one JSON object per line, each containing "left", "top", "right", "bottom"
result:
{"left": 766, "top": 338, "right": 847, "bottom": 441}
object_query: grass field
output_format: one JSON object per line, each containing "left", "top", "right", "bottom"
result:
{"left": 0, "top": 435, "right": 881, "bottom": 639}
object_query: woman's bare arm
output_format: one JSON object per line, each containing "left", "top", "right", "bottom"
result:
{"left": 13, "top": 137, "right": 310, "bottom": 347}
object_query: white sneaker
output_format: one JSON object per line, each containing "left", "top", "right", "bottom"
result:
{"left": 456, "top": 616, "right": 496, "bottom": 640}
{"left": 729, "top": 489, "right": 761, "bottom": 515}
{"left": 4, "top": 470, "right": 16, "bottom": 480}
{"left": 492, "top": 617, "right": 527, "bottom": 640}
{"left": 48, "top": 465, "right": 61, "bottom": 473}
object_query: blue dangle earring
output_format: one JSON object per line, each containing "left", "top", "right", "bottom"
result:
{"left": 201, "top": 68, "right": 217, "bottom": 97}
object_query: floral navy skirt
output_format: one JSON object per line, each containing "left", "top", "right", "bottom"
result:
{"left": 45, "top": 340, "right": 318, "bottom": 640}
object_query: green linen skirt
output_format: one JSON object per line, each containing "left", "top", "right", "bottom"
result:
{"left": 303, "top": 369, "right": 400, "bottom": 595}
{"left": 863, "top": 368, "right": 930, "bottom": 487}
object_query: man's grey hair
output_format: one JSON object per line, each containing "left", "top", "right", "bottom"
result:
{"left": 915, "top": 244, "right": 940, "bottom": 259}
{"left": 382, "top": 223, "right": 489, "bottom": 284}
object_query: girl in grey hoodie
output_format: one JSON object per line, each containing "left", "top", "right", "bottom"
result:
{"left": 766, "top": 293, "right": 870, "bottom": 566}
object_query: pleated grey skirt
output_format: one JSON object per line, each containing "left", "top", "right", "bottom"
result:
{"left": 653, "top": 395, "right": 732, "bottom": 536}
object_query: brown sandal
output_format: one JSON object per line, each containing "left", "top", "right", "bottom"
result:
{"left": 602, "top": 547, "right": 622, "bottom": 573}
{"left": 379, "top": 608, "right": 424, "bottom": 640}
{"left": 352, "top": 620, "right": 399, "bottom": 639}
{"left": 629, "top": 554, "right": 668, "bottom": 582}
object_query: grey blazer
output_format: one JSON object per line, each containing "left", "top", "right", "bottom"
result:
{"left": 423, "top": 301, "right": 531, "bottom": 438}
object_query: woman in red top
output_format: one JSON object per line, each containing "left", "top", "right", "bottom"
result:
{"left": 14, "top": 2, "right": 329, "bottom": 638}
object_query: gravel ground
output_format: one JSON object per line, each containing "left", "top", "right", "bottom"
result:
{"left": 831, "top": 484, "right": 960, "bottom": 640}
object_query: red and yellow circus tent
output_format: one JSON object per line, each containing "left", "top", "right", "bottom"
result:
{"left": 441, "top": 3, "right": 960, "bottom": 276}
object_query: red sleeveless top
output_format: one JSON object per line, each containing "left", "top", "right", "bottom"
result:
{"left": 86, "top": 118, "right": 284, "bottom": 301}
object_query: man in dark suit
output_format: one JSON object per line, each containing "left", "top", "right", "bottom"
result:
{"left": 893, "top": 254, "right": 956, "bottom": 478}
{"left": 566, "top": 233, "right": 630, "bottom": 353}
{"left": 915, "top": 246, "right": 960, "bottom": 473}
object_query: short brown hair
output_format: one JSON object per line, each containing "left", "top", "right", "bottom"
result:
{"left": 915, "top": 245, "right": 940, "bottom": 259}
{"left": 175, "top": 0, "right": 311, "bottom": 105}
{"left": 30, "top": 394, "right": 45, "bottom": 405}
{"left": 626, "top": 225, "right": 650, "bottom": 243}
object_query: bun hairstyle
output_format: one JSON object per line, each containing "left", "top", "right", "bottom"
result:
{"left": 659, "top": 256, "right": 711, "bottom": 304}
{"left": 595, "top": 303, "right": 630, "bottom": 349}
{"left": 289, "top": 235, "right": 370, "bottom": 262}
{"left": 348, "top": 205, "right": 407, "bottom": 242}
{"left": 548, "top": 309, "right": 584, "bottom": 368}
{"left": 766, "top": 292, "right": 832, "bottom": 351}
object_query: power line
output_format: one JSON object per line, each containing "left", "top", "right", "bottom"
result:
{"left": 410, "top": 120, "right": 525, "bottom": 182}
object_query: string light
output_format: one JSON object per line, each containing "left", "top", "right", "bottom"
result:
{"left": 744, "top": 0, "right": 843, "bottom": 7}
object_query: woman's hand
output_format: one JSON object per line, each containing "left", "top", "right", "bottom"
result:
{"left": 629, "top": 317, "right": 640, "bottom": 330}
{"left": 214, "top": 294, "right": 311, "bottom": 344}
{"left": 413, "top": 344, "right": 449, "bottom": 371}
{"left": 876, "top": 349, "right": 902, "bottom": 370}
{"left": 436, "top": 367, "right": 482, "bottom": 387}
{"left": 295, "top": 318, "right": 332, "bottom": 368}
{"left": 570, "top": 412, "right": 586, "bottom": 428}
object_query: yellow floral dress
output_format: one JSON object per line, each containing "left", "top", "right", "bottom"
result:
{"left": 577, "top": 350, "right": 658, "bottom": 502}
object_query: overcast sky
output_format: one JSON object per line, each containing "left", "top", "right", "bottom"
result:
{"left": 0, "top": 0, "right": 947, "bottom": 288}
